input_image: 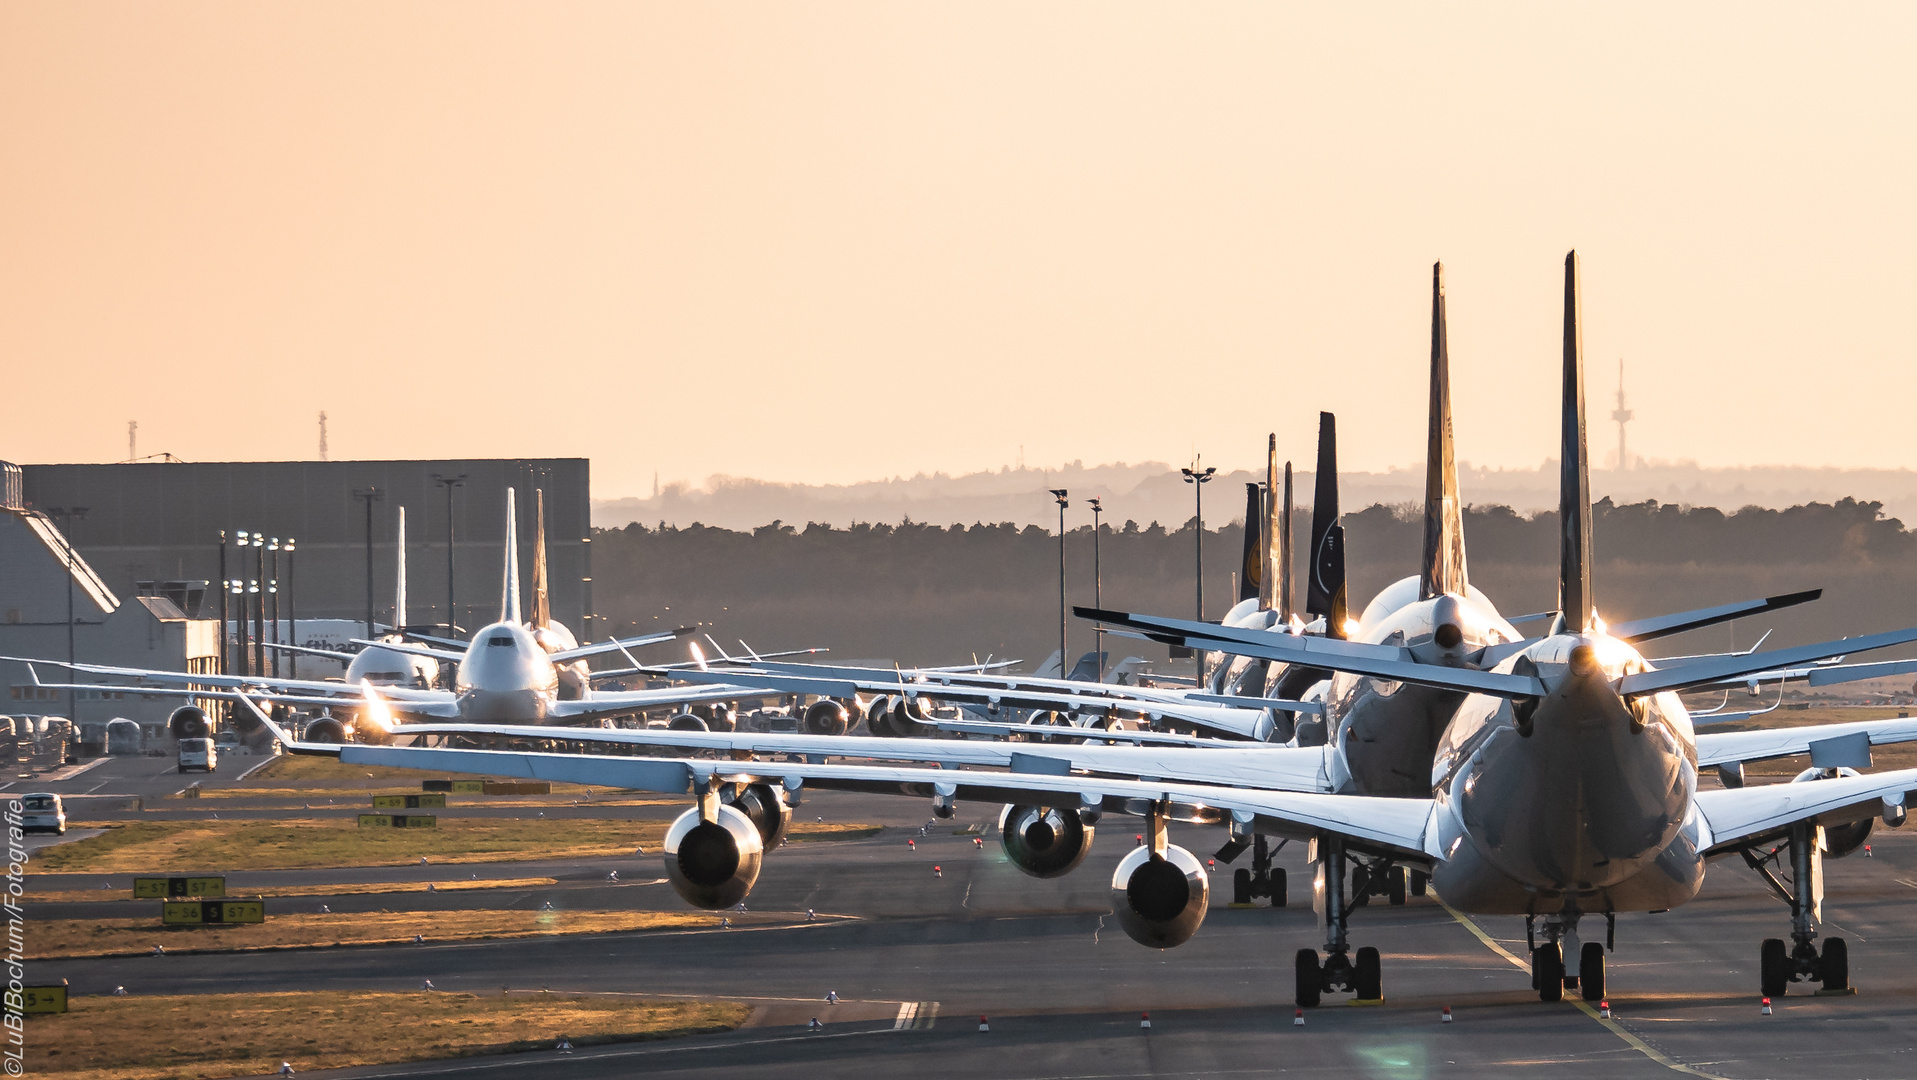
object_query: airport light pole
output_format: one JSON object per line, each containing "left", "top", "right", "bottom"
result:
{"left": 217, "top": 530, "right": 229, "bottom": 676}
{"left": 1049, "top": 489, "right": 1069, "bottom": 679}
{"left": 432, "top": 474, "right": 466, "bottom": 637}
{"left": 268, "top": 538, "right": 281, "bottom": 678}
{"left": 284, "top": 538, "right": 297, "bottom": 679}
{"left": 1180, "top": 463, "right": 1215, "bottom": 620}
{"left": 1088, "top": 497, "right": 1104, "bottom": 681}
{"left": 44, "top": 508, "right": 88, "bottom": 725}
{"left": 353, "top": 488, "right": 384, "bottom": 638}
{"left": 251, "top": 532, "right": 267, "bottom": 677}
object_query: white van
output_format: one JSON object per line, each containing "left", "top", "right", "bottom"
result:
{"left": 177, "top": 737, "right": 217, "bottom": 773}
{"left": 19, "top": 794, "right": 64, "bottom": 835}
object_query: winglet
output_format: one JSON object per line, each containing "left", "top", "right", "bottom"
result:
{"left": 502, "top": 487, "right": 522, "bottom": 625}
{"left": 1421, "top": 261, "right": 1469, "bottom": 600}
{"left": 1559, "top": 251, "right": 1594, "bottom": 633}
{"left": 1304, "top": 412, "right": 1348, "bottom": 637}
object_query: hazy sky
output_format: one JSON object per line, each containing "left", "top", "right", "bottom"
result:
{"left": 4, "top": 4, "right": 1912, "bottom": 497}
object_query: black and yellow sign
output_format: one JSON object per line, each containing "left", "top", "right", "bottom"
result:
{"left": 483, "top": 781, "right": 549, "bottom": 796}
{"left": 162, "top": 900, "right": 266, "bottom": 925}
{"left": 22, "top": 985, "right": 68, "bottom": 1014}
{"left": 357, "top": 814, "right": 438, "bottom": 828}
{"left": 373, "top": 794, "right": 447, "bottom": 810}
{"left": 421, "top": 780, "right": 484, "bottom": 793}
{"left": 134, "top": 876, "right": 225, "bottom": 899}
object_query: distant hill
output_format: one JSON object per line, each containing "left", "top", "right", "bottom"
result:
{"left": 594, "top": 461, "right": 1917, "bottom": 533}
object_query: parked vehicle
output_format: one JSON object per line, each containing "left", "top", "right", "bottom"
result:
{"left": 177, "top": 737, "right": 217, "bottom": 773}
{"left": 19, "top": 793, "right": 64, "bottom": 835}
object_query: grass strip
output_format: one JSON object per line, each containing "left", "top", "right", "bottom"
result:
{"left": 27, "top": 876, "right": 561, "bottom": 904}
{"left": 29, "top": 908, "right": 813, "bottom": 959}
{"left": 28, "top": 990, "right": 749, "bottom": 1080}
{"left": 32, "top": 819, "right": 880, "bottom": 873}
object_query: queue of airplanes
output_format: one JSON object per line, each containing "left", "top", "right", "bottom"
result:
{"left": 21, "top": 252, "right": 1917, "bottom": 1009}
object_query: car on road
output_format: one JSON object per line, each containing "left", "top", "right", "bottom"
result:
{"left": 178, "top": 737, "right": 218, "bottom": 773}
{"left": 19, "top": 793, "right": 64, "bottom": 834}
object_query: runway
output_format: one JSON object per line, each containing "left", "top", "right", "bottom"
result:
{"left": 30, "top": 788, "right": 1917, "bottom": 1077}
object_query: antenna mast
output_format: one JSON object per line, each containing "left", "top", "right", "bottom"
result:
{"left": 1611, "top": 360, "right": 1633, "bottom": 471}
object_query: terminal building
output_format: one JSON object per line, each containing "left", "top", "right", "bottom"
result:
{"left": 2, "top": 456, "right": 590, "bottom": 740}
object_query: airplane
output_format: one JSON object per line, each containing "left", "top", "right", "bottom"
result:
{"left": 226, "top": 253, "right": 1917, "bottom": 1016}
{"left": 262, "top": 505, "right": 439, "bottom": 690}
{"left": 11, "top": 488, "right": 770, "bottom": 733}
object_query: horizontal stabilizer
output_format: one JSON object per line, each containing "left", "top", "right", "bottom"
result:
{"left": 1077, "top": 607, "right": 1547, "bottom": 700}
{"left": 1619, "top": 624, "right": 1917, "bottom": 698}
{"left": 349, "top": 639, "right": 467, "bottom": 663}
{"left": 1609, "top": 589, "right": 1821, "bottom": 644}
{"left": 547, "top": 628, "right": 694, "bottom": 664}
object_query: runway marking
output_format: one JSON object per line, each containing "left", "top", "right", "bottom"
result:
{"left": 894, "top": 1002, "right": 917, "bottom": 1029}
{"left": 1434, "top": 895, "right": 1715, "bottom": 1078}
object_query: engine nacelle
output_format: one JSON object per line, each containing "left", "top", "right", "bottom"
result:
{"left": 730, "top": 782, "right": 792, "bottom": 847}
{"left": 997, "top": 804, "right": 1094, "bottom": 878}
{"left": 662, "top": 803, "right": 764, "bottom": 909}
{"left": 169, "top": 706, "right": 211, "bottom": 740}
{"left": 1024, "top": 710, "right": 1075, "bottom": 744}
{"left": 865, "top": 696, "right": 897, "bottom": 737}
{"left": 302, "top": 717, "right": 347, "bottom": 743}
{"left": 1109, "top": 843, "right": 1209, "bottom": 949}
{"left": 668, "top": 712, "right": 708, "bottom": 732}
{"left": 890, "top": 697, "right": 934, "bottom": 738}
{"left": 803, "top": 699, "right": 851, "bottom": 737}
{"left": 1788, "top": 765, "right": 1874, "bottom": 858}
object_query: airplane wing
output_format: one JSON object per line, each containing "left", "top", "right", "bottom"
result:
{"left": 323, "top": 741, "right": 1429, "bottom": 858}
{"left": 0, "top": 656, "right": 448, "bottom": 702}
{"left": 1682, "top": 656, "right": 1917, "bottom": 693}
{"left": 547, "top": 628, "right": 695, "bottom": 665}
{"left": 1695, "top": 768, "right": 1917, "bottom": 856}
{"left": 374, "top": 721, "right": 1341, "bottom": 793}
{"left": 653, "top": 666, "right": 1289, "bottom": 740}
{"left": 742, "top": 661, "right": 1322, "bottom": 714}
{"left": 1695, "top": 717, "right": 1917, "bottom": 768}
{"left": 348, "top": 639, "right": 468, "bottom": 663}
{"left": 1618, "top": 626, "right": 1917, "bottom": 697}
{"left": 543, "top": 684, "right": 788, "bottom": 720}
{"left": 260, "top": 641, "right": 357, "bottom": 662}
{"left": 1078, "top": 607, "right": 1548, "bottom": 699}
{"left": 1607, "top": 590, "right": 1821, "bottom": 644}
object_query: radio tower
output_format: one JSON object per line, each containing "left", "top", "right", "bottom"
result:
{"left": 318, "top": 411, "right": 329, "bottom": 461}
{"left": 1611, "top": 360, "right": 1633, "bottom": 471}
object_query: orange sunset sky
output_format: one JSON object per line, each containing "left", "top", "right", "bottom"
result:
{"left": 3, "top": 4, "right": 1913, "bottom": 496}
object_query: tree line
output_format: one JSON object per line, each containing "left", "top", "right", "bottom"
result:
{"left": 589, "top": 498, "right": 1917, "bottom": 667}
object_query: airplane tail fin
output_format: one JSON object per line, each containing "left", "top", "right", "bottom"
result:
{"left": 1279, "top": 461, "right": 1294, "bottom": 620}
{"left": 1559, "top": 251, "right": 1595, "bottom": 633}
{"left": 1420, "top": 261, "right": 1469, "bottom": 600}
{"left": 1238, "top": 481, "right": 1262, "bottom": 605}
{"left": 532, "top": 488, "right": 551, "bottom": 629}
{"left": 1304, "top": 412, "right": 1348, "bottom": 638}
{"left": 502, "top": 487, "right": 522, "bottom": 625}
{"left": 394, "top": 506, "right": 407, "bottom": 632}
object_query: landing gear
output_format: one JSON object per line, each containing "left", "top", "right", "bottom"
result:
{"left": 1580, "top": 942, "right": 1606, "bottom": 1002}
{"left": 1745, "top": 821, "right": 1852, "bottom": 997}
{"left": 1221, "top": 835, "right": 1287, "bottom": 907}
{"left": 1388, "top": 867, "right": 1408, "bottom": 906}
{"left": 1526, "top": 912, "right": 1611, "bottom": 1003}
{"left": 1294, "top": 838, "right": 1383, "bottom": 1005}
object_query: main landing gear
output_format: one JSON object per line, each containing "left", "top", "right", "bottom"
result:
{"left": 1295, "top": 838, "right": 1390, "bottom": 1006}
{"left": 1746, "top": 821, "right": 1852, "bottom": 998}
{"left": 1526, "top": 912, "right": 1612, "bottom": 1002}
{"left": 1220, "top": 834, "right": 1288, "bottom": 907}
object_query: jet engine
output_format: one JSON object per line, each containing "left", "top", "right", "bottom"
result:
{"left": 302, "top": 716, "right": 348, "bottom": 743}
{"left": 864, "top": 696, "right": 896, "bottom": 737}
{"left": 168, "top": 706, "right": 211, "bottom": 740}
{"left": 730, "top": 782, "right": 792, "bottom": 847}
{"left": 997, "top": 804, "right": 1094, "bottom": 878}
{"left": 1109, "top": 843, "right": 1209, "bottom": 949}
{"left": 662, "top": 802, "right": 765, "bottom": 909}
{"left": 890, "top": 697, "right": 935, "bottom": 738}
{"left": 1024, "top": 710, "right": 1075, "bottom": 744}
{"left": 1790, "top": 766, "right": 1874, "bottom": 859}
{"left": 802, "top": 699, "right": 850, "bottom": 736}
{"left": 667, "top": 712, "right": 708, "bottom": 732}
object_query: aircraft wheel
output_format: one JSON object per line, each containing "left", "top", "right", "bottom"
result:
{"left": 1410, "top": 869, "right": 1428, "bottom": 897}
{"left": 1760, "top": 938, "right": 1789, "bottom": 998}
{"left": 1232, "top": 868, "right": 1252, "bottom": 905}
{"left": 1270, "top": 868, "right": 1287, "bottom": 908}
{"left": 1388, "top": 867, "right": 1407, "bottom": 906}
{"left": 1580, "top": 942, "right": 1606, "bottom": 1001}
{"left": 1821, "top": 938, "right": 1849, "bottom": 993}
{"left": 1294, "top": 948, "right": 1322, "bottom": 1008}
{"left": 1533, "top": 943, "right": 1564, "bottom": 1002}
{"left": 1355, "top": 946, "right": 1383, "bottom": 1001}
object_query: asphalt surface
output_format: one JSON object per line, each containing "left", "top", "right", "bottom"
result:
{"left": 27, "top": 777, "right": 1917, "bottom": 1078}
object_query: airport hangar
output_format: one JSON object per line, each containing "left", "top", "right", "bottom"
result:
{"left": 2, "top": 456, "right": 589, "bottom": 735}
